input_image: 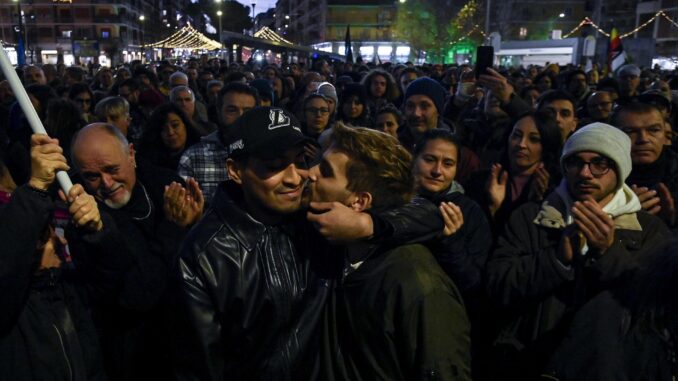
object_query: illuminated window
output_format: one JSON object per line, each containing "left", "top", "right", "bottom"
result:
{"left": 519, "top": 27, "right": 528, "bottom": 37}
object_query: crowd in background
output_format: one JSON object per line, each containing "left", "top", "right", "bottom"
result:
{"left": 1, "top": 52, "right": 678, "bottom": 381}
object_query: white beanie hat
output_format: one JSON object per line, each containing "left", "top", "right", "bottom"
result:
{"left": 561, "top": 122, "right": 632, "bottom": 189}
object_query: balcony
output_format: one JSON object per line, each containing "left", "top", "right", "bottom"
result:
{"left": 94, "top": 15, "right": 128, "bottom": 23}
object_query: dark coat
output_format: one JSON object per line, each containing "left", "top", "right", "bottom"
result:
{"left": 486, "top": 191, "right": 670, "bottom": 379}
{"left": 69, "top": 160, "right": 187, "bottom": 381}
{"left": 0, "top": 185, "right": 106, "bottom": 381}
{"left": 427, "top": 189, "right": 492, "bottom": 295}
{"left": 320, "top": 244, "right": 471, "bottom": 381}
{"left": 627, "top": 148, "right": 678, "bottom": 232}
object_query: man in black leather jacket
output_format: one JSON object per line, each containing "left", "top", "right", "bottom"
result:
{"left": 172, "top": 107, "right": 443, "bottom": 381}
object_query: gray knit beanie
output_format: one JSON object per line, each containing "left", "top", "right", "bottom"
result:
{"left": 316, "top": 82, "right": 338, "bottom": 105}
{"left": 561, "top": 122, "right": 632, "bottom": 189}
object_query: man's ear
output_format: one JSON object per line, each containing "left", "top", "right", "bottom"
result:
{"left": 128, "top": 143, "right": 136, "bottom": 167}
{"left": 350, "top": 192, "right": 373, "bottom": 212}
{"left": 226, "top": 158, "right": 243, "bottom": 185}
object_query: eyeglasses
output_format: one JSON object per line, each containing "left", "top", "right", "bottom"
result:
{"left": 305, "top": 107, "right": 329, "bottom": 115}
{"left": 563, "top": 156, "right": 613, "bottom": 176}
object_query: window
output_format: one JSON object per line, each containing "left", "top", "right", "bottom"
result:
{"left": 101, "top": 29, "right": 110, "bottom": 39}
{"left": 519, "top": 27, "right": 528, "bottom": 37}
{"left": 61, "top": 29, "right": 72, "bottom": 38}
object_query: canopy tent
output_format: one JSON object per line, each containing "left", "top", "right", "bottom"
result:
{"left": 147, "top": 24, "right": 221, "bottom": 50}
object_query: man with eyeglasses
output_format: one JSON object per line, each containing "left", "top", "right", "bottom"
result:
{"left": 614, "top": 101, "right": 678, "bottom": 231}
{"left": 486, "top": 123, "right": 670, "bottom": 379}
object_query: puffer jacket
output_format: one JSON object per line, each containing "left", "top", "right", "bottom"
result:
{"left": 173, "top": 182, "right": 444, "bottom": 381}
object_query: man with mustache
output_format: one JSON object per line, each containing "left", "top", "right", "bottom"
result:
{"left": 70, "top": 123, "right": 198, "bottom": 380}
{"left": 486, "top": 123, "right": 670, "bottom": 379}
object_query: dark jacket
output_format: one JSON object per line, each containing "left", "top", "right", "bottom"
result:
{"left": 0, "top": 185, "right": 106, "bottom": 381}
{"left": 486, "top": 190, "right": 670, "bottom": 379}
{"left": 174, "top": 182, "right": 335, "bottom": 381}
{"left": 69, "top": 160, "right": 187, "bottom": 381}
{"left": 320, "top": 243, "right": 471, "bottom": 381}
{"left": 626, "top": 148, "right": 678, "bottom": 232}
{"left": 542, "top": 289, "right": 677, "bottom": 381}
{"left": 174, "top": 182, "right": 444, "bottom": 381}
{"left": 427, "top": 188, "right": 492, "bottom": 295}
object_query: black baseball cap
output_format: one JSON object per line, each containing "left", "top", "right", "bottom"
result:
{"left": 228, "top": 107, "right": 313, "bottom": 159}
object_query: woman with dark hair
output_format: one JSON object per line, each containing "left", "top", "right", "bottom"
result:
{"left": 44, "top": 98, "right": 86, "bottom": 163}
{"left": 338, "top": 83, "right": 372, "bottom": 127}
{"left": 361, "top": 69, "right": 400, "bottom": 119}
{"left": 375, "top": 103, "right": 404, "bottom": 138}
{"left": 534, "top": 71, "right": 559, "bottom": 94}
{"left": 138, "top": 103, "right": 200, "bottom": 171}
{"left": 411, "top": 129, "right": 494, "bottom": 379}
{"left": 133, "top": 67, "right": 165, "bottom": 115}
{"left": 412, "top": 129, "right": 492, "bottom": 296}
{"left": 467, "top": 110, "right": 563, "bottom": 233}
{"left": 68, "top": 82, "right": 95, "bottom": 123}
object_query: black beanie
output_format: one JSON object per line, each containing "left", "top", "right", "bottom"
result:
{"left": 404, "top": 77, "right": 446, "bottom": 113}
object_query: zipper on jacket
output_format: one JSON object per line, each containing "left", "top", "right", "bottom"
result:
{"left": 53, "top": 324, "right": 73, "bottom": 381}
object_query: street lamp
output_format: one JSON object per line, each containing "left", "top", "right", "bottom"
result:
{"left": 217, "top": 11, "right": 223, "bottom": 47}
{"left": 13, "top": 0, "right": 26, "bottom": 66}
{"left": 139, "top": 15, "right": 145, "bottom": 62}
{"left": 251, "top": 3, "right": 256, "bottom": 35}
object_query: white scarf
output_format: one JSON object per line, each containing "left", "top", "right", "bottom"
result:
{"left": 554, "top": 180, "right": 642, "bottom": 255}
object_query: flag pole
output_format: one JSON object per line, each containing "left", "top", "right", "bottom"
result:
{"left": 0, "top": 44, "right": 73, "bottom": 193}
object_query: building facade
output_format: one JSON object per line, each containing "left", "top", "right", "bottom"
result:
{"left": 275, "top": 0, "right": 411, "bottom": 62}
{"left": 0, "top": 0, "right": 188, "bottom": 66}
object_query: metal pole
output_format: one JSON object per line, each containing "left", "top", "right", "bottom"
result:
{"left": 485, "top": 0, "right": 491, "bottom": 41}
{"left": 15, "top": 0, "right": 25, "bottom": 65}
{"left": 0, "top": 46, "right": 73, "bottom": 193}
{"left": 251, "top": 3, "right": 256, "bottom": 35}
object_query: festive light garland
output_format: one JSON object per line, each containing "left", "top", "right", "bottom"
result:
{"left": 147, "top": 24, "right": 222, "bottom": 50}
{"left": 562, "top": 10, "right": 677, "bottom": 39}
{"left": 254, "top": 27, "right": 293, "bottom": 44}
{"left": 449, "top": 24, "right": 488, "bottom": 45}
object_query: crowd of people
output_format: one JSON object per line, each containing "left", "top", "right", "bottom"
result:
{"left": 1, "top": 53, "right": 678, "bottom": 381}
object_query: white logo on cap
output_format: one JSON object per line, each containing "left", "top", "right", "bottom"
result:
{"left": 229, "top": 139, "right": 244, "bottom": 152}
{"left": 268, "top": 109, "right": 291, "bottom": 130}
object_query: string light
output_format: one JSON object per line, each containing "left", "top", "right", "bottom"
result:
{"left": 562, "top": 10, "right": 677, "bottom": 39}
{"left": 448, "top": 24, "right": 487, "bottom": 45}
{"left": 147, "top": 24, "right": 221, "bottom": 50}
{"left": 254, "top": 27, "right": 292, "bottom": 44}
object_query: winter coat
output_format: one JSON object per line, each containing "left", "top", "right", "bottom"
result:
{"left": 0, "top": 185, "right": 106, "bottom": 381}
{"left": 486, "top": 190, "right": 670, "bottom": 378}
